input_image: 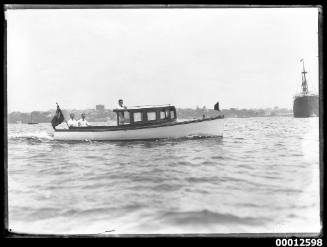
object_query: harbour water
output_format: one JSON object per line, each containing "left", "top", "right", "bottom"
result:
{"left": 7, "top": 117, "right": 320, "bottom": 235}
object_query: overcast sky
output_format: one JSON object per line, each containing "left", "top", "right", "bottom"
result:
{"left": 6, "top": 7, "right": 319, "bottom": 112}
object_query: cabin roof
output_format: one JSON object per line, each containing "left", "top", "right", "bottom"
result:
{"left": 113, "top": 104, "right": 175, "bottom": 112}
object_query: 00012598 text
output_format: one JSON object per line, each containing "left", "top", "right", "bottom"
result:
{"left": 275, "top": 239, "right": 322, "bottom": 247}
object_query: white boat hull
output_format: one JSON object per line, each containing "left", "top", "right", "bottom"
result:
{"left": 54, "top": 117, "right": 224, "bottom": 141}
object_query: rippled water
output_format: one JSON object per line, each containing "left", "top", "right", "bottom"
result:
{"left": 7, "top": 117, "right": 320, "bottom": 235}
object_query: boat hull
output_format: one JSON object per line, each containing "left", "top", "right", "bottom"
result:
{"left": 54, "top": 117, "right": 224, "bottom": 141}
{"left": 293, "top": 95, "right": 319, "bottom": 118}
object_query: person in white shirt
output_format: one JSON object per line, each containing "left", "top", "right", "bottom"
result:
{"left": 67, "top": 113, "right": 78, "bottom": 128}
{"left": 117, "top": 99, "right": 127, "bottom": 109}
{"left": 78, "top": 113, "right": 90, "bottom": 127}
{"left": 116, "top": 99, "right": 127, "bottom": 124}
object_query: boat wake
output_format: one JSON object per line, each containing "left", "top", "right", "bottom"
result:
{"left": 8, "top": 132, "right": 54, "bottom": 142}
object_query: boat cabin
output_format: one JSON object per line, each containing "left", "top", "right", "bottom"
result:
{"left": 113, "top": 105, "right": 177, "bottom": 126}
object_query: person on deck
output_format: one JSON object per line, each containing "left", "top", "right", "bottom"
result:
{"left": 78, "top": 113, "right": 90, "bottom": 127}
{"left": 67, "top": 113, "right": 78, "bottom": 128}
{"left": 117, "top": 99, "right": 127, "bottom": 109}
{"left": 116, "top": 99, "right": 127, "bottom": 125}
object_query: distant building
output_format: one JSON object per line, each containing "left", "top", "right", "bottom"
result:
{"left": 96, "top": 105, "right": 105, "bottom": 111}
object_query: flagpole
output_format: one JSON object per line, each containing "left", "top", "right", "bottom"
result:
{"left": 55, "top": 102, "right": 69, "bottom": 129}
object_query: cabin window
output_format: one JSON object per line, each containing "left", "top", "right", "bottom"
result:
{"left": 147, "top": 112, "right": 156, "bottom": 121}
{"left": 124, "top": 112, "right": 130, "bottom": 124}
{"left": 133, "top": 112, "right": 142, "bottom": 122}
{"left": 118, "top": 111, "right": 130, "bottom": 125}
{"left": 165, "top": 109, "right": 170, "bottom": 118}
{"left": 160, "top": 111, "right": 166, "bottom": 119}
{"left": 170, "top": 110, "right": 175, "bottom": 119}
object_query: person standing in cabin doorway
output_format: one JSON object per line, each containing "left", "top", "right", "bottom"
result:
{"left": 117, "top": 99, "right": 127, "bottom": 125}
{"left": 78, "top": 113, "right": 90, "bottom": 127}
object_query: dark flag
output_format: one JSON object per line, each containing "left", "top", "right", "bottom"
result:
{"left": 214, "top": 102, "right": 220, "bottom": 111}
{"left": 51, "top": 103, "right": 65, "bottom": 130}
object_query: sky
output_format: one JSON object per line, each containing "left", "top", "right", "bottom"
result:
{"left": 6, "top": 7, "right": 319, "bottom": 112}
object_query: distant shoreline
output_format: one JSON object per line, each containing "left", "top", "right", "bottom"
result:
{"left": 8, "top": 107, "right": 293, "bottom": 124}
